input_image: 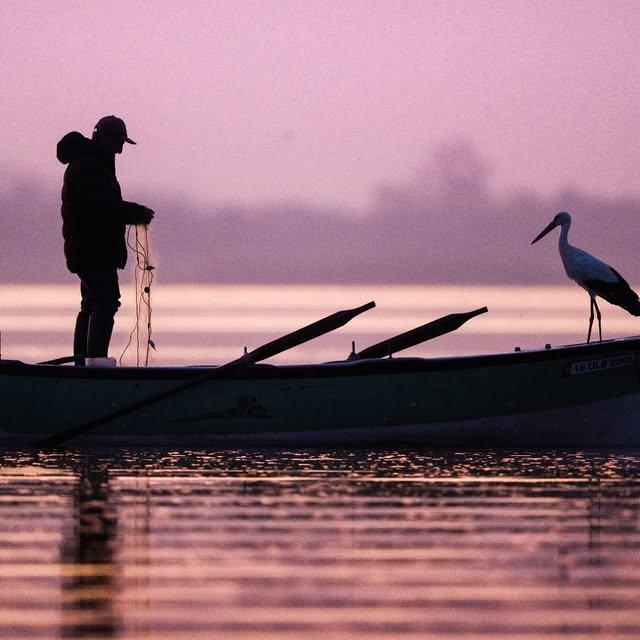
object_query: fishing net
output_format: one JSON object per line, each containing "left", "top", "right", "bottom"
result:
{"left": 120, "top": 225, "right": 156, "bottom": 366}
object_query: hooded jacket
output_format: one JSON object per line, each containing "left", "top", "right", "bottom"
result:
{"left": 57, "top": 131, "right": 148, "bottom": 273}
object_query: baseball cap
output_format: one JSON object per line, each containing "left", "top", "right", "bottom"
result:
{"left": 93, "top": 115, "right": 136, "bottom": 144}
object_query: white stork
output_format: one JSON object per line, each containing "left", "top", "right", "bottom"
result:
{"left": 531, "top": 211, "right": 640, "bottom": 343}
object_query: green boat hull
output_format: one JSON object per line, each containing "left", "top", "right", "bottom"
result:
{"left": 2, "top": 337, "right": 640, "bottom": 447}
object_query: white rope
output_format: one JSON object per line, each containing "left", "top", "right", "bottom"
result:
{"left": 120, "top": 225, "right": 156, "bottom": 366}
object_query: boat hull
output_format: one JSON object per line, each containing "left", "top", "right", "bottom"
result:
{"left": 2, "top": 337, "right": 640, "bottom": 447}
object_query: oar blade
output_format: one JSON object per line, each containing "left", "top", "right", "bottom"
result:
{"left": 37, "top": 355, "right": 76, "bottom": 366}
{"left": 33, "top": 300, "right": 376, "bottom": 448}
{"left": 244, "top": 300, "right": 375, "bottom": 364}
{"left": 355, "top": 306, "right": 487, "bottom": 360}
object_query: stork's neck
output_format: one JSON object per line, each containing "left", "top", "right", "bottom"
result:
{"left": 558, "top": 222, "right": 571, "bottom": 253}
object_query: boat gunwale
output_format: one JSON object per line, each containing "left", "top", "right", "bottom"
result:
{"left": 2, "top": 335, "right": 640, "bottom": 381}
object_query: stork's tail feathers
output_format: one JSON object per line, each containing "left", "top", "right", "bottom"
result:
{"left": 621, "top": 298, "right": 640, "bottom": 317}
{"left": 610, "top": 269, "right": 640, "bottom": 316}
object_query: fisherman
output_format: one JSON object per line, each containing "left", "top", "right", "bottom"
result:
{"left": 56, "top": 116, "right": 154, "bottom": 365}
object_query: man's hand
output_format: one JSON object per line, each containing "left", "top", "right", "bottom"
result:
{"left": 140, "top": 206, "right": 155, "bottom": 225}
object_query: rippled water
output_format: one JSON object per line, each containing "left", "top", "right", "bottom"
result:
{"left": 1, "top": 450, "right": 639, "bottom": 639}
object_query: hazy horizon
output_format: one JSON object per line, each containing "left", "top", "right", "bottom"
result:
{"left": 2, "top": 138, "right": 640, "bottom": 285}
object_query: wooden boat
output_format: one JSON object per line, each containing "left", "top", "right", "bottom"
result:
{"left": 1, "top": 303, "right": 640, "bottom": 448}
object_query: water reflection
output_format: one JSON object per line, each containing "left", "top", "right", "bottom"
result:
{"left": 0, "top": 450, "right": 639, "bottom": 638}
{"left": 60, "top": 461, "right": 118, "bottom": 637}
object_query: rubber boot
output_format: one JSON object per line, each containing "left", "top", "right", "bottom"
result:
{"left": 73, "top": 312, "right": 90, "bottom": 366}
{"left": 87, "top": 314, "right": 115, "bottom": 358}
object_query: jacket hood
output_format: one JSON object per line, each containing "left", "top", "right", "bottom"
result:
{"left": 56, "top": 131, "right": 92, "bottom": 164}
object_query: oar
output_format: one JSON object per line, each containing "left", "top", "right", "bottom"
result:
{"left": 38, "top": 356, "right": 76, "bottom": 365}
{"left": 33, "top": 300, "right": 375, "bottom": 448}
{"left": 350, "top": 306, "right": 487, "bottom": 360}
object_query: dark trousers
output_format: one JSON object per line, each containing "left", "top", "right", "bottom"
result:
{"left": 73, "top": 270, "right": 121, "bottom": 362}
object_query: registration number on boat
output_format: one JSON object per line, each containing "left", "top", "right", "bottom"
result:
{"left": 567, "top": 354, "right": 634, "bottom": 376}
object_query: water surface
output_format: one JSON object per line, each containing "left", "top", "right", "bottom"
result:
{"left": 2, "top": 286, "right": 640, "bottom": 638}
{"left": 1, "top": 450, "right": 639, "bottom": 639}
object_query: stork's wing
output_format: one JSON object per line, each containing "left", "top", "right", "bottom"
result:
{"left": 609, "top": 267, "right": 633, "bottom": 290}
{"left": 585, "top": 266, "right": 640, "bottom": 314}
{"left": 569, "top": 247, "right": 619, "bottom": 283}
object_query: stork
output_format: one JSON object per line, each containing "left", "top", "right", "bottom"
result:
{"left": 531, "top": 212, "right": 640, "bottom": 343}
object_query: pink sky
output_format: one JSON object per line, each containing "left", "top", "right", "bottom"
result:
{"left": 1, "top": 0, "right": 639, "bottom": 211}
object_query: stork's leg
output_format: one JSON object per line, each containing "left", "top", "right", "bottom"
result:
{"left": 594, "top": 298, "right": 602, "bottom": 342}
{"left": 587, "top": 296, "right": 595, "bottom": 343}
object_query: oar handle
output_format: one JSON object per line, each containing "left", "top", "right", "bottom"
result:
{"left": 355, "top": 306, "right": 487, "bottom": 360}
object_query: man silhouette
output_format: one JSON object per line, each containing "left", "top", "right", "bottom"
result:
{"left": 57, "top": 116, "right": 154, "bottom": 365}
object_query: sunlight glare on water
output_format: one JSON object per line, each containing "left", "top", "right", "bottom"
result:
{"left": 2, "top": 284, "right": 640, "bottom": 365}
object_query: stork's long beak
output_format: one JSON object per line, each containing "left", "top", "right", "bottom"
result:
{"left": 531, "top": 220, "right": 558, "bottom": 245}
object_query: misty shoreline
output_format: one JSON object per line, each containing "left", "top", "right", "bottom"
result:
{"left": 3, "top": 142, "right": 639, "bottom": 285}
